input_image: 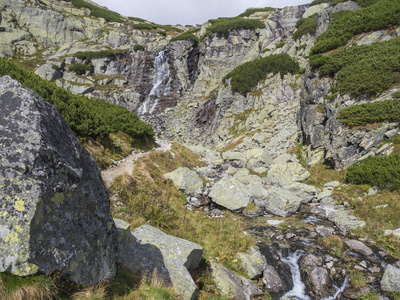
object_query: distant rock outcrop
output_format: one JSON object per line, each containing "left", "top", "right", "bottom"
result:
{"left": 0, "top": 76, "right": 117, "bottom": 284}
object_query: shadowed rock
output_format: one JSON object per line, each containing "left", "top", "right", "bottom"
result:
{"left": 0, "top": 76, "right": 117, "bottom": 284}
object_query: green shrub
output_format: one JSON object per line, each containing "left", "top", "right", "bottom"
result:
{"left": 158, "top": 30, "right": 167, "bottom": 36}
{"left": 237, "top": 7, "right": 274, "bottom": 18}
{"left": 223, "top": 53, "right": 300, "bottom": 95}
{"left": 338, "top": 99, "right": 400, "bottom": 127}
{"left": 293, "top": 14, "right": 317, "bottom": 40}
{"left": 311, "top": 0, "right": 400, "bottom": 54}
{"left": 0, "top": 58, "right": 154, "bottom": 142}
{"left": 131, "top": 23, "right": 181, "bottom": 32}
{"left": 133, "top": 44, "right": 145, "bottom": 52}
{"left": 68, "top": 63, "right": 93, "bottom": 75}
{"left": 208, "top": 17, "right": 265, "bottom": 34}
{"left": 310, "top": 0, "right": 379, "bottom": 7}
{"left": 128, "top": 16, "right": 146, "bottom": 22}
{"left": 170, "top": 32, "right": 199, "bottom": 43}
{"left": 64, "top": 0, "right": 124, "bottom": 23}
{"left": 393, "top": 91, "right": 400, "bottom": 99}
{"left": 276, "top": 40, "right": 286, "bottom": 48}
{"left": 311, "top": 39, "right": 400, "bottom": 96}
{"left": 346, "top": 155, "right": 400, "bottom": 191}
{"left": 74, "top": 50, "right": 116, "bottom": 60}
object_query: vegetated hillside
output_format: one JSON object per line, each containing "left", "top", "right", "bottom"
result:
{"left": 0, "top": 58, "right": 155, "bottom": 167}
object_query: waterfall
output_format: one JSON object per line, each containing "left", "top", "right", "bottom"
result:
{"left": 281, "top": 251, "right": 348, "bottom": 300}
{"left": 138, "top": 50, "right": 171, "bottom": 115}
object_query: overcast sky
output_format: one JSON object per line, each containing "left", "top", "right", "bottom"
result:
{"left": 92, "top": 0, "right": 309, "bottom": 25}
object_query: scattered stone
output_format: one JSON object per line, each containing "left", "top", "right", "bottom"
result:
{"left": 368, "top": 187, "right": 379, "bottom": 196}
{"left": 284, "top": 182, "right": 317, "bottom": 203}
{"left": 164, "top": 167, "right": 203, "bottom": 195}
{"left": 262, "top": 186, "right": 303, "bottom": 217}
{"left": 333, "top": 211, "right": 366, "bottom": 231}
{"left": 359, "top": 260, "right": 368, "bottom": 269}
{"left": 393, "top": 261, "right": 400, "bottom": 269}
{"left": 266, "top": 162, "right": 310, "bottom": 186}
{"left": 188, "top": 196, "right": 209, "bottom": 208}
{"left": 132, "top": 225, "right": 203, "bottom": 300}
{"left": 345, "top": 240, "right": 373, "bottom": 257}
{"left": 324, "top": 181, "right": 340, "bottom": 188}
{"left": 263, "top": 265, "right": 287, "bottom": 292}
{"left": 244, "top": 148, "right": 272, "bottom": 173}
{"left": 383, "top": 228, "right": 400, "bottom": 238}
{"left": 381, "top": 264, "right": 400, "bottom": 292}
{"left": 306, "top": 267, "right": 332, "bottom": 297}
{"left": 374, "top": 204, "right": 388, "bottom": 209}
{"left": 368, "top": 266, "right": 381, "bottom": 273}
{"left": 210, "top": 261, "right": 263, "bottom": 300}
{"left": 316, "top": 226, "right": 335, "bottom": 237}
{"left": 0, "top": 76, "right": 116, "bottom": 284}
{"left": 300, "top": 254, "right": 322, "bottom": 274}
{"left": 236, "top": 246, "right": 267, "bottom": 279}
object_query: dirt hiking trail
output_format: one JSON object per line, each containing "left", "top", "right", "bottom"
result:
{"left": 101, "top": 138, "right": 171, "bottom": 186}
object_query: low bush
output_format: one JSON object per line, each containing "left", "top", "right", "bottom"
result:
{"left": 311, "top": 0, "right": 400, "bottom": 54}
{"left": 311, "top": 39, "right": 400, "bottom": 96}
{"left": 64, "top": 0, "right": 124, "bottom": 23}
{"left": 293, "top": 14, "right": 317, "bottom": 40}
{"left": 0, "top": 58, "right": 154, "bottom": 142}
{"left": 68, "top": 62, "right": 93, "bottom": 75}
{"left": 346, "top": 155, "right": 400, "bottom": 191}
{"left": 338, "top": 99, "right": 400, "bottom": 127}
{"left": 310, "top": 0, "right": 380, "bottom": 8}
{"left": 208, "top": 17, "right": 265, "bottom": 34}
{"left": 237, "top": 7, "right": 274, "bottom": 18}
{"left": 132, "top": 23, "right": 181, "bottom": 32}
{"left": 170, "top": 32, "right": 199, "bottom": 43}
{"left": 74, "top": 50, "right": 116, "bottom": 60}
{"left": 223, "top": 53, "right": 300, "bottom": 95}
{"left": 133, "top": 44, "right": 145, "bottom": 52}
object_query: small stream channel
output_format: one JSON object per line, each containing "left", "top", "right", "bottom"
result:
{"left": 244, "top": 207, "right": 392, "bottom": 299}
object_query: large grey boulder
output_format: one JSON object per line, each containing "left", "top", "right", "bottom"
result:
{"left": 114, "top": 219, "right": 169, "bottom": 282}
{"left": 210, "top": 261, "right": 263, "bottom": 300}
{"left": 261, "top": 186, "right": 303, "bottom": 217}
{"left": 209, "top": 175, "right": 268, "bottom": 212}
{"left": 35, "top": 63, "right": 63, "bottom": 82}
{"left": 381, "top": 264, "right": 400, "bottom": 292}
{"left": 0, "top": 76, "right": 117, "bottom": 284}
{"left": 345, "top": 240, "right": 373, "bottom": 257}
{"left": 267, "top": 162, "right": 310, "bottom": 186}
{"left": 164, "top": 167, "right": 203, "bottom": 195}
{"left": 236, "top": 246, "right": 267, "bottom": 279}
{"left": 263, "top": 265, "right": 287, "bottom": 292}
{"left": 307, "top": 267, "right": 332, "bottom": 297}
{"left": 131, "top": 224, "right": 203, "bottom": 300}
{"left": 244, "top": 148, "right": 273, "bottom": 173}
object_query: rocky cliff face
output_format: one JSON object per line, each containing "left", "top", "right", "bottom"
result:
{"left": 2, "top": 0, "right": 400, "bottom": 170}
{"left": 0, "top": 75, "right": 117, "bottom": 284}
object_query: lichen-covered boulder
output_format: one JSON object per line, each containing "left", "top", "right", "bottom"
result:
{"left": 236, "top": 246, "right": 267, "bottom": 279}
{"left": 244, "top": 148, "right": 273, "bottom": 174}
{"left": 131, "top": 225, "right": 203, "bottom": 300}
{"left": 209, "top": 175, "right": 268, "bottom": 212}
{"left": 114, "top": 219, "right": 170, "bottom": 282}
{"left": 381, "top": 264, "right": 400, "bottom": 292}
{"left": 0, "top": 76, "right": 117, "bottom": 284}
{"left": 261, "top": 186, "right": 303, "bottom": 217}
{"left": 164, "top": 167, "right": 203, "bottom": 195}
{"left": 267, "top": 162, "right": 310, "bottom": 186}
{"left": 210, "top": 261, "right": 263, "bottom": 300}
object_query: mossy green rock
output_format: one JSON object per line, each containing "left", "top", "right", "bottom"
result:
{"left": 0, "top": 76, "right": 117, "bottom": 284}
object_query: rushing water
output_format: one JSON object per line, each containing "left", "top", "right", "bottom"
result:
{"left": 281, "top": 251, "right": 348, "bottom": 300}
{"left": 138, "top": 50, "right": 171, "bottom": 115}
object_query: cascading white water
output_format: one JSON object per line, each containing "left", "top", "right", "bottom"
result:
{"left": 138, "top": 50, "right": 171, "bottom": 115}
{"left": 281, "top": 251, "right": 348, "bottom": 300}
{"left": 281, "top": 251, "right": 311, "bottom": 300}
